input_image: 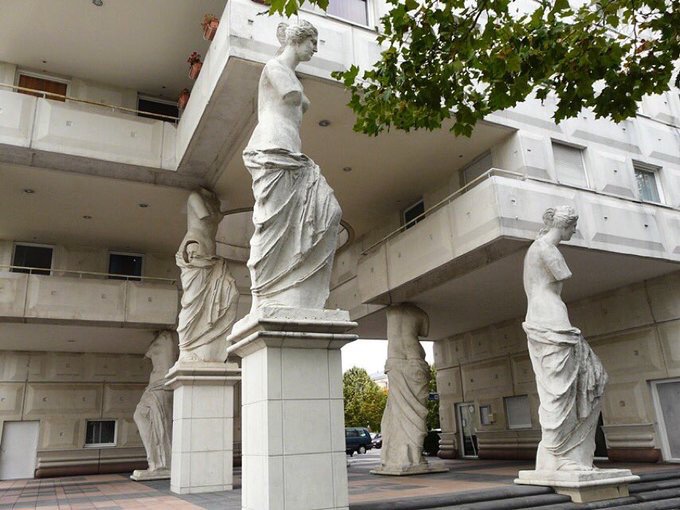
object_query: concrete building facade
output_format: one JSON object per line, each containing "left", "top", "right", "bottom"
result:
{"left": 0, "top": 0, "right": 678, "bottom": 480}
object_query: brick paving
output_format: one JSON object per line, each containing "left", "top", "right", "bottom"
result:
{"left": 0, "top": 452, "right": 677, "bottom": 509}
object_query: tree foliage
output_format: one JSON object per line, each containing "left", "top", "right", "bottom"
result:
{"left": 343, "top": 367, "right": 388, "bottom": 432}
{"left": 427, "top": 365, "right": 440, "bottom": 430}
{"left": 268, "top": 0, "right": 678, "bottom": 136}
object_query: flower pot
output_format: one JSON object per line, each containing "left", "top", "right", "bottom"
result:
{"left": 189, "top": 62, "right": 202, "bottom": 80}
{"left": 203, "top": 19, "right": 219, "bottom": 41}
{"left": 178, "top": 89, "right": 190, "bottom": 110}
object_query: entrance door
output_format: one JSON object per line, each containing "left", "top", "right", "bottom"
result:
{"left": 456, "top": 403, "right": 478, "bottom": 458}
{"left": 652, "top": 379, "right": 680, "bottom": 462}
{"left": 0, "top": 421, "right": 40, "bottom": 479}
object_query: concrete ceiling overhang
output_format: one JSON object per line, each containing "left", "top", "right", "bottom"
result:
{"left": 0, "top": 0, "right": 228, "bottom": 99}
{"left": 352, "top": 242, "right": 679, "bottom": 340}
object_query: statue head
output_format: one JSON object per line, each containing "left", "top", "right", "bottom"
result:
{"left": 276, "top": 21, "right": 318, "bottom": 62}
{"left": 538, "top": 205, "right": 578, "bottom": 241}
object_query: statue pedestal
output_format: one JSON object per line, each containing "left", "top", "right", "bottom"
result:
{"left": 227, "top": 307, "right": 357, "bottom": 510}
{"left": 165, "top": 361, "right": 240, "bottom": 495}
{"left": 515, "top": 469, "right": 639, "bottom": 503}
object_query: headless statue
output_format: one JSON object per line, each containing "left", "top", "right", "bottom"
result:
{"left": 176, "top": 188, "right": 239, "bottom": 362}
{"left": 131, "top": 331, "right": 176, "bottom": 480}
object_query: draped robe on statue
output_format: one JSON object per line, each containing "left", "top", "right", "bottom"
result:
{"left": 135, "top": 379, "right": 173, "bottom": 471}
{"left": 176, "top": 248, "right": 238, "bottom": 359}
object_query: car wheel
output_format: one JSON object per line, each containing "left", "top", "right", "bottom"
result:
{"left": 359, "top": 446, "right": 366, "bottom": 454}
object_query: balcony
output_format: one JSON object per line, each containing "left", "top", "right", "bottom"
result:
{"left": 356, "top": 171, "right": 680, "bottom": 337}
{"left": 0, "top": 266, "right": 179, "bottom": 327}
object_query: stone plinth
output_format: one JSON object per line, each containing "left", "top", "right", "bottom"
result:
{"left": 515, "top": 469, "right": 639, "bottom": 503}
{"left": 227, "top": 307, "right": 357, "bottom": 510}
{"left": 165, "top": 361, "right": 240, "bottom": 495}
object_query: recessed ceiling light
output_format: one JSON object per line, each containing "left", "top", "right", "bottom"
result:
{"left": 318, "top": 120, "right": 330, "bottom": 127}
{"left": 82, "top": 215, "right": 92, "bottom": 219}
{"left": 23, "top": 188, "right": 35, "bottom": 194}
{"left": 92, "top": 0, "right": 103, "bottom": 5}
{"left": 458, "top": 154, "right": 464, "bottom": 158}
{"left": 138, "top": 203, "right": 149, "bottom": 208}
{"left": 67, "top": 339, "right": 76, "bottom": 343}
{"left": 342, "top": 166, "right": 352, "bottom": 172}
{"left": 41, "top": 60, "right": 47, "bottom": 64}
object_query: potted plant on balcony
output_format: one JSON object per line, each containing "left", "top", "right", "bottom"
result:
{"left": 202, "top": 14, "right": 220, "bottom": 41}
{"left": 187, "top": 52, "right": 203, "bottom": 80}
{"left": 178, "top": 88, "right": 190, "bottom": 110}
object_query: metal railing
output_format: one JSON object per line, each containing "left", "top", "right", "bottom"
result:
{"left": 0, "top": 83, "right": 180, "bottom": 123}
{"left": 0, "top": 264, "right": 178, "bottom": 286}
{"left": 361, "top": 168, "right": 525, "bottom": 255}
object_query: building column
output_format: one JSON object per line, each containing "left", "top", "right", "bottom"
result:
{"left": 227, "top": 307, "right": 356, "bottom": 510}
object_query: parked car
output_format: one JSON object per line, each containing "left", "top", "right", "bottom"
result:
{"left": 371, "top": 433, "right": 382, "bottom": 449}
{"left": 345, "top": 427, "right": 373, "bottom": 455}
{"left": 423, "top": 429, "right": 441, "bottom": 456}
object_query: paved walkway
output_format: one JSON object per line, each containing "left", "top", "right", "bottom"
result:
{"left": 1, "top": 451, "right": 677, "bottom": 509}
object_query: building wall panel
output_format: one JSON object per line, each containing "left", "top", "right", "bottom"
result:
{"left": 32, "top": 98, "right": 164, "bottom": 168}
{"left": 0, "top": 89, "right": 35, "bottom": 147}
{"left": 24, "top": 383, "right": 102, "bottom": 418}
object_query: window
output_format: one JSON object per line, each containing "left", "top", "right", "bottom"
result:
{"left": 108, "top": 253, "right": 143, "bottom": 281}
{"left": 327, "top": 0, "right": 369, "bottom": 25}
{"left": 504, "top": 395, "right": 532, "bottom": 430}
{"left": 12, "top": 244, "right": 53, "bottom": 275}
{"left": 552, "top": 142, "right": 588, "bottom": 187}
{"left": 18, "top": 73, "right": 67, "bottom": 102}
{"left": 84, "top": 420, "right": 116, "bottom": 447}
{"left": 479, "top": 405, "right": 493, "bottom": 425}
{"left": 402, "top": 200, "right": 425, "bottom": 230}
{"left": 461, "top": 152, "right": 493, "bottom": 186}
{"left": 634, "top": 162, "right": 663, "bottom": 203}
{"left": 138, "top": 96, "right": 179, "bottom": 121}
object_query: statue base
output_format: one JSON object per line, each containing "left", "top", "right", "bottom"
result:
{"left": 165, "top": 361, "right": 241, "bottom": 494}
{"left": 371, "top": 461, "right": 449, "bottom": 476}
{"left": 227, "top": 307, "right": 357, "bottom": 510}
{"left": 515, "top": 469, "right": 639, "bottom": 503}
{"left": 130, "top": 469, "right": 170, "bottom": 481}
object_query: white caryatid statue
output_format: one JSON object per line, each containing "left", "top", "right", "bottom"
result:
{"left": 373, "top": 304, "right": 447, "bottom": 475}
{"left": 131, "top": 331, "right": 176, "bottom": 481}
{"left": 243, "top": 20, "right": 342, "bottom": 311}
{"left": 176, "top": 188, "right": 239, "bottom": 362}
{"left": 522, "top": 206, "right": 608, "bottom": 472}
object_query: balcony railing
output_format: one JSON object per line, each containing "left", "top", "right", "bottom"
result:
{"left": 0, "top": 265, "right": 178, "bottom": 285}
{"left": 0, "top": 266, "right": 179, "bottom": 326}
{"left": 0, "top": 83, "right": 179, "bottom": 123}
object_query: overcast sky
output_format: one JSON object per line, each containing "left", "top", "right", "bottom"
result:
{"left": 340, "top": 339, "right": 434, "bottom": 375}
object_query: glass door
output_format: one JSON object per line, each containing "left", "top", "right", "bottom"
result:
{"left": 456, "top": 403, "right": 478, "bottom": 458}
{"left": 652, "top": 379, "right": 680, "bottom": 462}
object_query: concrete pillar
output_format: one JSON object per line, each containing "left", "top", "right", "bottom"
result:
{"left": 227, "top": 307, "right": 357, "bottom": 510}
{"left": 166, "top": 362, "right": 240, "bottom": 494}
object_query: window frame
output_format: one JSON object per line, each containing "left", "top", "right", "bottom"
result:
{"left": 11, "top": 242, "right": 54, "bottom": 275}
{"left": 137, "top": 94, "right": 179, "bottom": 121}
{"left": 299, "top": 0, "right": 373, "bottom": 28}
{"left": 15, "top": 69, "right": 71, "bottom": 99}
{"left": 402, "top": 199, "right": 425, "bottom": 230}
{"left": 108, "top": 251, "right": 144, "bottom": 281}
{"left": 84, "top": 419, "right": 117, "bottom": 448}
{"left": 633, "top": 161, "right": 664, "bottom": 204}
{"left": 504, "top": 395, "right": 533, "bottom": 430}
{"left": 551, "top": 140, "right": 590, "bottom": 189}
